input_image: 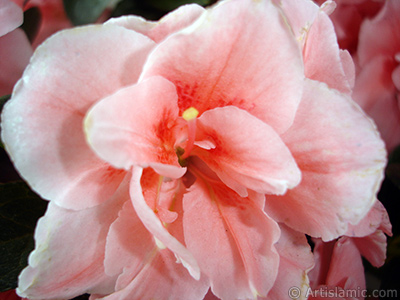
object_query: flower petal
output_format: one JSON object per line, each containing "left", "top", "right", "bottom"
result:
{"left": 103, "top": 200, "right": 154, "bottom": 290}
{"left": 195, "top": 106, "right": 301, "bottom": 197}
{"left": 324, "top": 238, "right": 365, "bottom": 291}
{"left": 106, "top": 4, "right": 204, "bottom": 43}
{"left": 183, "top": 180, "right": 280, "bottom": 299}
{"left": 129, "top": 167, "right": 200, "bottom": 280}
{"left": 346, "top": 200, "right": 391, "bottom": 238}
{"left": 264, "top": 79, "right": 386, "bottom": 241}
{"left": 1, "top": 24, "right": 155, "bottom": 210}
{"left": 264, "top": 224, "right": 314, "bottom": 300}
{"left": 93, "top": 248, "right": 209, "bottom": 300}
{"left": 17, "top": 174, "right": 131, "bottom": 299}
{"left": 304, "top": 12, "right": 355, "bottom": 94}
{"left": 352, "top": 230, "right": 388, "bottom": 268}
{"left": 85, "top": 76, "right": 185, "bottom": 178}
{"left": 0, "top": 0, "right": 23, "bottom": 36}
{"left": 140, "top": 0, "right": 304, "bottom": 133}
{"left": 309, "top": 238, "right": 365, "bottom": 299}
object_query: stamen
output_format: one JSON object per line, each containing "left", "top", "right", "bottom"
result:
{"left": 181, "top": 107, "right": 199, "bottom": 159}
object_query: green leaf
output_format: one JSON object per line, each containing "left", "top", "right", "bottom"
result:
{"left": 63, "top": 0, "right": 112, "bottom": 25}
{"left": 0, "top": 182, "right": 47, "bottom": 292}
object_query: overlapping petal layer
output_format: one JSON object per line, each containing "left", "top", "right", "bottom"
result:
{"left": 106, "top": 4, "right": 205, "bottom": 44}
{"left": 130, "top": 167, "right": 200, "bottom": 280}
{"left": 195, "top": 106, "right": 301, "bottom": 197}
{"left": 264, "top": 225, "right": 314, "bottom": 300}
{"left": 17, "top": 175, "right": 131, "bottom": 299}
{"left": 140, "top": 0, "right": 304, "bottom": 134}
{"left": 85, "top": 76, "right": 184, "bottom": 178}
{"left": 264, "top": 80, "right": 386, "bottom": 240}
{"left": 183, "top": 179, "right": 280, "bottom": 299}
{"left": 1, "top": 24, "right": 155, "bottom": 209}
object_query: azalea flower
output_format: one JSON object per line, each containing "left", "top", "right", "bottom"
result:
{"left": 1, "top": 0, "right": 387, "bottom": 299}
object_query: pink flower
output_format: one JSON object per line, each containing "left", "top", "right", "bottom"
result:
{"left": 1, "top": 0, "right": 387, "bottom": 299}
{"left": 352, "top": 0, "right": 400, "bottom": 152}
{"left": 0, "top": 0, "right": 71, "bottom": 95}
{"left": 308, "top": 201, "right": 392, "bottom": 300}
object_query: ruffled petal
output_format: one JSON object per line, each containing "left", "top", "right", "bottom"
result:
{"left": 17, "top": 174, "right": 131, "bottom": 299}
{"left": 345, "top": 200, "right": 391, "bottom": 237}
{"left": 264, "top": 225, "right": 314, "bottom": 300}
{"left": 95, "top": 182, "right": 209, "bottom": 300}
{"left": 276, "top": 0, "right": 355, "bottom": 94}
{"left": 129, "top": 167, "right": 200, "bottom": 279}
{"left": 140, "top": 0, "right": 304, "bottom": 133}
{"left": 85, "top": 76, "right": 185, "bottom": 178}
{"left": 303, "top": 12, "right": 354, "bottom": 94}
{"left": 106, "top": 4, "right": 204, "bottom": 43}
{"left": 1, "top": 24, "right": 155, "bottom": 210}
{"left": 0, "top": 29, "right": 33, "bottom": 95}
{"left": 183, "top": 179, "right": 280, "bottom": 299}
{"left": 264, "top": 80, "right": 386, "bottom": 241}
{"left": 195, "top": 106, "right": 300, "bottom": 197}
{"left": 103, "top": 201, "right": 154, "bottom": 290}
{"left": 93, "top": 248, "right": 209, "bottom": 300}
{"left": 0, "top": 0, "right": 23, "bottom": 36}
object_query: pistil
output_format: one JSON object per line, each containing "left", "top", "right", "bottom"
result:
{"left": 181, "top": 107, "right": 199, "bottom": 159}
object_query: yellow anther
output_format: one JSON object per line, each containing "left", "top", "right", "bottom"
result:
{"left": 182, "top": 107, "right": 199, "bottom": 121}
